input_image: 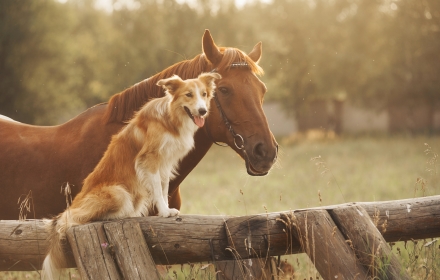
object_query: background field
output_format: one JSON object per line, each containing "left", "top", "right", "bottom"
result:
{"left": 181, "top": 135, "right": 440, "bottom": 216}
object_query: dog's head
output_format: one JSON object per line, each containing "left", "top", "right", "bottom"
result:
{"left": 157, "top": 72, "right": 221, "bottom": 127}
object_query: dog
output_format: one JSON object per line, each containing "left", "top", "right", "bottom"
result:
{"left": 41, "top": 72, "right": 221, "bottom": 279}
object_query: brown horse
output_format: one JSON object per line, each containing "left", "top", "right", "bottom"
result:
{"left": 0, "top": 30, "right": 278, "bottom": 220}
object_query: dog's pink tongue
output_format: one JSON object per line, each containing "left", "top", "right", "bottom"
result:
{"left": 194, "top": 116, "right": 205, "bottom": 128}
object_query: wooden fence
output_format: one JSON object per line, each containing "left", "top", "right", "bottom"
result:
{"left": 2, "top": 195, "right": 440, "bottom": 279}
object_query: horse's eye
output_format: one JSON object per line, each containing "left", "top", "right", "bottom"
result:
{"left": 218, "top": 87, "right": 229, "bottom": 94}
{"left": 186, "top": 92, "right": 193, "bottom": 98}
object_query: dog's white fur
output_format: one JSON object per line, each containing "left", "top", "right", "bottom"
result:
{"left": 41, "top": 72, "right": 221, "bottom": 279}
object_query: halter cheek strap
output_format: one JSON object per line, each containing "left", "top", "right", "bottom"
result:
{"left": 211, "top": 94, "right": 245, "bottom": 150}
{"left": 206, "top": 66, "right": 246, "bottom": 150}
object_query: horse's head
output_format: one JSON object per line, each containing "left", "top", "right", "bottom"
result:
{"left": 201, "top": 30, "right": 278, "bottom": 176}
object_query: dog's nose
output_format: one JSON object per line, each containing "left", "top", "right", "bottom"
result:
{"left": 198, "top": 108, "right": 207, "bottom": 116}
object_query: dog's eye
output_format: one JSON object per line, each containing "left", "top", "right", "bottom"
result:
{"left": 203, "top": 92, "right": 207, "bottom": 97}
{"left": 186, "top": 92, "right": 193, "bottom": 98}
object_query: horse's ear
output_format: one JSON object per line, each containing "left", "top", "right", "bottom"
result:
{"left": 248, "top": 42, "right": 262, "bottom": 64}
{"left": 156, "top": 75, "right": 184, "bottom": 95}
{"left": 202, "top": 29, "right": 222, "bottom": 66}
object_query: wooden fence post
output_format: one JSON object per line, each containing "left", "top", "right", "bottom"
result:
{"left": 66, "top": 222, "right": 121, "bottom": 279}
{"left": 290, "top": 210, "right": 369, "bottom": 280}
{"left": 66, "top": 220, "right": 160, "bottom": 279}
{"left": 104, "top": 220, "right": 160, "bottom": 279}
{"left": 331, "top": 205, "right": 411, "bottom": 280}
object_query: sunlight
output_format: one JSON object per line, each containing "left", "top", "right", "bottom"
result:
{"left": 90, "top": 0, "right": 274, "bottom": 13}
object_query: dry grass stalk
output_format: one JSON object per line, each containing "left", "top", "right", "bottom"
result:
{"left": 17, "top": 190, "right": 34, "bottom": 221}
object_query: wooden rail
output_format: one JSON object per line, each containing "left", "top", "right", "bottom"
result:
{"left": 2, "top": 195, "right": 440, "bottom": 279}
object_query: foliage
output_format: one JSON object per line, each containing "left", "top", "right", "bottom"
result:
{"left": 0, "top": 0, "right": 439, "bottom": 126}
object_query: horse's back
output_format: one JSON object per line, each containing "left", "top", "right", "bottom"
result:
{"left": 0, "top": 114, "right": 19, "bottom": 123}
{"left": 0, "top": 105, "right": 120, "bottom": 220}
{"left": 0, "top": 119, "right": 61, "bottom": 219}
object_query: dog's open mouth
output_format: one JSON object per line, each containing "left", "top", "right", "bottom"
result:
{"left": 184, "top": 106, "right": 205, "bottom": 128}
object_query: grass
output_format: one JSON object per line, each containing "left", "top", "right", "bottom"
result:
{"left": 181, "top": 135, "right": 440, "bottom": 215}
{"left": 2, "top": 134, "right": 439, "bottom": 279}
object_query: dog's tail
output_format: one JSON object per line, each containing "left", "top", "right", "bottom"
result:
{"left": 41, "top": 213, "right": 70, "bottom": 280}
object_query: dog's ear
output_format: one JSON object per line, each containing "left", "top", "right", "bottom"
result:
{"left": 198, "top": 72, "right": 222, "bottom": 90}
{"left": 156, "top": 75, "right": 184, "bottom": 95}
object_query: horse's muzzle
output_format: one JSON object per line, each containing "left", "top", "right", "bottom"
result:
{"left": 245, "top": 142, "right": 278, "bottom": 176}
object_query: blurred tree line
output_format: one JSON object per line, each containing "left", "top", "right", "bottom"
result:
{"left": 0, "top": 0, "right": 439, "bottom": 126}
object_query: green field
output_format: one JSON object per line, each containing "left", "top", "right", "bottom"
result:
{"left": 2, "top": 135, "right": 439, "bottom": 279}
{"left": 181, "top": 135, "right": 440, "bottom": 216}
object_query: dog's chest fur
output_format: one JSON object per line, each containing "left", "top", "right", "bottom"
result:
{"left": 157, "top": 127, "right": 195, "bottom": 178}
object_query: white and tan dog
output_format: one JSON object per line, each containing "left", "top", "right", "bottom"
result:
{"left": 42, "top": 72, "right": 221, "bottom": 279}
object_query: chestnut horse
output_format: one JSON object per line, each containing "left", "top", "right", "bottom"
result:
{"left": 0, "top": 30, "right": 278, "bottom": 220}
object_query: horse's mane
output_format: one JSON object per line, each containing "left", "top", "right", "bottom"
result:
{"left": 104, "top": 47, "right": 263, "bottom": 123}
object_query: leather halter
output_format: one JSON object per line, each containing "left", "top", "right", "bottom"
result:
{"left": 205, "top": 63, "right": 277, "bottom": 176}
{"left": 206, "top": 64, "right": 268, "bottom": 175}
{"left": 206, "top": 64, "right": 248, "bottom": 150}
{"left": 211, "top": 94, "right": 245, "bottom": 150}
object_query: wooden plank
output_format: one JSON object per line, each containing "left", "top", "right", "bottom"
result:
{"left": 331, "top": 205, "right": 411, "bottom": 280}
{"left": 103, "top": 220, "right": 160, "bottom": 280}
{"left": 2, "top": 195, "right": 440, "bottom": 271}
{"left": 66, "top": 222, "right": 121, "bottom": 279}
{"left": 290, "top": 210, "right": 369, "bottom": 279}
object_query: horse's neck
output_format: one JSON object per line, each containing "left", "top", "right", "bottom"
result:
{"left": 105, "top": 55, "right": 212, "bottom": 123}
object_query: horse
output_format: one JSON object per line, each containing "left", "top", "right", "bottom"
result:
{"left": 0, "top": 30, "right": 278, "bottom": 220}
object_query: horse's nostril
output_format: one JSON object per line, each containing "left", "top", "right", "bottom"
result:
{"left": 198, "top": 108, "right": 207, "bottom": 116}
{"left": 253, "top": 143, "right": 267, "bottom": 159}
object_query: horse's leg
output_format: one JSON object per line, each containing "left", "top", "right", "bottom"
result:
{"left": 168, "top": 130, "right": 213, "bottom": 210}
{"left": 161, "top": 174, "right": 171, "bottom": 208}
{"left": 168, "top": 186, "right": 182, "bottom": 210}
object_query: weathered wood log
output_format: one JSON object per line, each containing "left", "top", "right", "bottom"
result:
{"left": 0, "top": 219, "right": 76, "bottom": 271}
{"left": 66, "top": 222, "right": 121, "bottom": 279}
{"left": 349, "top": 195, "right": 440, "bottom": 242}
{"left": 103, "top": 220, "right": 160, "bottom": 279}
{"left": 218, "top": 195, "right": 440, "bottom": 259}
{"left": 331, "top": 205, "right": 411, "bottom": 280}
{"left": 290, "top": 210, "right": 369, "bottom": 279}
{"left": 66, "top": 220, "right": 161, "bottom": 279}
{"left": 1, "top": 195, "right": 440, "bottom": 271}
{"left": 135, "top": 215, "right": 231, "bottom": 265}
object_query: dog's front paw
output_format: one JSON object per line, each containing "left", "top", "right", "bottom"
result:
{"left": 159, "top": 208, "right": 180, "bottom": 218}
